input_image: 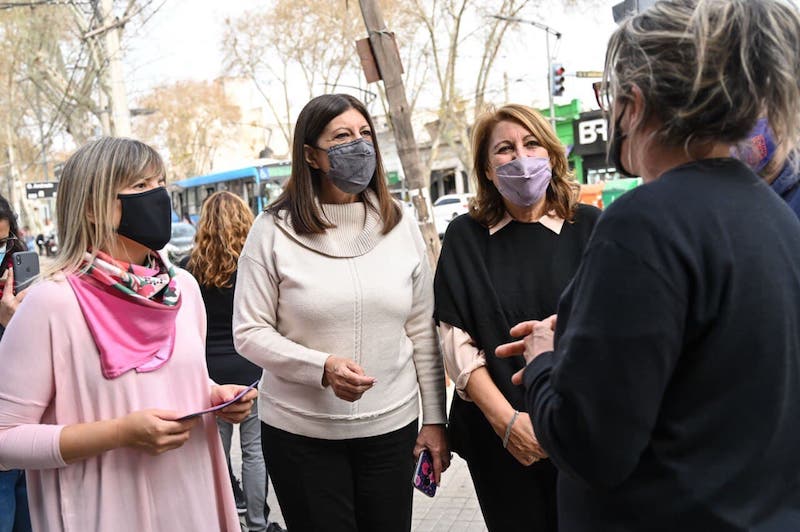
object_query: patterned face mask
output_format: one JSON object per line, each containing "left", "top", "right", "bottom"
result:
{"left": 733, "top": 117, "right": 777, "bottom": 175}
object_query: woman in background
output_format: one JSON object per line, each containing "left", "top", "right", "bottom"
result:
{"left": 182, "top": 191, "right": 284, "bottom": 532}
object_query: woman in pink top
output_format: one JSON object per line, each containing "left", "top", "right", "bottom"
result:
{"left": 0, "top": 137, "right": 256, "bottom": 531}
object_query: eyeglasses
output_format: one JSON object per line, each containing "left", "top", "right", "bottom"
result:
{"left": 592, "top": 81, "right": 612, "bottom": 112}
{"left": 0, "top": 234, "right": 18, "bottom": 253}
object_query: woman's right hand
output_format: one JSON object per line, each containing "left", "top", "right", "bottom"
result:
{"left": 0, "top": 268, "right": 28, "bottom": 328}
{"left": 500, "top": 411, "right": 548, "bottom": 467}
{"left": 117, "top": 409, "right": 199, "bottom": 456}
{"left": 323, "top": 355, "right": 376, "bottom": 402}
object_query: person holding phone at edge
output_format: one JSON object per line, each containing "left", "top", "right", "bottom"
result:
{"left": 433, "top": 104, "right": 600, "bottom": 531}
{"left": 497, "top": 1, "right": 800, "bottom": 530}
{"left": 180, "top": 191, "right": 285, "bottom": 532}
{"left": 0, "top": 137, "right": 256, "bottom": 531}
{"left": 233, "top": 93, "right": 448, "bottom": 532}
{"left": 0, "top": 193, "right": 32, "bottom": 532}
{"left": 0, "top": 194, "right": 29, "bottom": 335}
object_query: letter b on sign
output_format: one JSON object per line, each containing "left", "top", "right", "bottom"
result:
{"left": 579, "top": 119, "right": 608, "bottom": 145}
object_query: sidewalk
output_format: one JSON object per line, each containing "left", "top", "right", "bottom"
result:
{"left": 411, "top": 454, "right": 486, "bottom": 531}
{"left": 230, "top": 384, "right": 488, "bottom": 531}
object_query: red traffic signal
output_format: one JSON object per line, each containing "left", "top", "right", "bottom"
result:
{"left": 551, "top": 63, "right": 566, "bottom": 96}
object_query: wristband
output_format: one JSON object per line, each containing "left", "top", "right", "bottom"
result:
{"left": 502, "top": 410, "right": 520, "bottom": 448}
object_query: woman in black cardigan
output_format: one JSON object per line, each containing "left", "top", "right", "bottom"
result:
{"left": 434, "top": 103, "right": 600, "bottom": 531}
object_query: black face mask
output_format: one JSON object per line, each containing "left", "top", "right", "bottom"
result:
{"left": 608, "top": 104, "right": 637, "bottom": 178}
{"left": 116, "top": 187, "right": 172, "bottom": 251}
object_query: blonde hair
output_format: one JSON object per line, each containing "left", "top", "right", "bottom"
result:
{"left": 186, "top": 191, "right": 254, "bottom": 288}
{"left": 469, "top": 104, "right": 580, "bottom": 228}
{"left": 604, "top": 0, "right": 800, "bottom": 165}
{"left": 45, "top": 137, "right": 166, "bottom": 277}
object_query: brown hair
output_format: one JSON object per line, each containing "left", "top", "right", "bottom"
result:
{"left": 469, "top": 104, "right": 580, "bottom": 228}
{"left": 186, "top": 191, "right": 254, "bottom": 288}
{"left": 604, "top": 0, "right": 800, "bottom": 166}
{"left": 268, "top": 94, "right": 401, "bottom": 234}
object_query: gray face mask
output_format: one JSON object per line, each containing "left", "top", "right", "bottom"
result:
{"left": 322, "top": 138, "right": 377, "bottom": 194}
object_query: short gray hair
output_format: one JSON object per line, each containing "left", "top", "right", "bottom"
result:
{"left": 604, "top": 0, "right": 800, "bottom": 164}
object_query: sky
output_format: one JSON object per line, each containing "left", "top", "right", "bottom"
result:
{"left": 123, "top": 0, "right": 620, "bottom": 117}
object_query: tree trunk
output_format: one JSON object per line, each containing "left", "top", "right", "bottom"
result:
{"left": 97, "top": 0, "right": 131, "bottom": 137}
{"left": 358, "top": 0, "right": 441, "bottom": 268}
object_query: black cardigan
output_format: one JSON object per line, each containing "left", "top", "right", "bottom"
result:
{"left": 524, "top": 159, "right": 800, "bottom": 531}
{"left": 434, "top": 204, "right": 600, "bottom": 455}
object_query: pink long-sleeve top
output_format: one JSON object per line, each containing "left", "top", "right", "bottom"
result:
{"left": 0, "top": 271, "right": 240, "bottom": 532}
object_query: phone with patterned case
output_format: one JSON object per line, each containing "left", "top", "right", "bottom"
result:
{"left": 412, "top": 449, "right": 437, "bottom": 497}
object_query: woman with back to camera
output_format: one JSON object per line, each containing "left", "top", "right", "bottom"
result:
{"left": 434, "top": 104, "right": 600, "bottom": 531}
{"left": 0, "top": 137, "right": 256, "bottom": 531}
{"left": 233, "top": 93, "right": 449, "bottom": 532}
{"left": 496, "top": 1, "right": 800, "bottom": 530}
{"left": 181, "top": 191, "right": 284, "bottom": 532}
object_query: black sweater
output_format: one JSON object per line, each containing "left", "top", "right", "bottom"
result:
{"left": 524, "top": 159, "right": 800, "bottom": 531}
{"left": 180, "top": 259, "right": 261, "bottom": 386}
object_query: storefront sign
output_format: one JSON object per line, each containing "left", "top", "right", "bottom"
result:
{"left": 573, "top": 111, "right": 609, "bottom": 156}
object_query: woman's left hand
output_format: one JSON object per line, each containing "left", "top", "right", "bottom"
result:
{"left": 495, "top": 314, "right": 557, "bottom": 385}
{"left": 414, "top": 424, "right": 450, "bottom": 485}
{"left": 210, "top": 385, "right": 257, "bottom": 424}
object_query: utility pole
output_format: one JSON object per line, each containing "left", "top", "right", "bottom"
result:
{"left": 492, "top": 15, "right": 561, "bottom": 130}
{"left": 358, "top": 0, "right": 441, "bottom": 266}
{"left": 97, "top": 0, "right": 131, "bottom": 137}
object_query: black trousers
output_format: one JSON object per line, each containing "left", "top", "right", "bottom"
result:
{"left": 452, "top": 398, "right": 557, "bottom": 532}
{"left": 261, "top": 420, "right": 417, "bottom": 532}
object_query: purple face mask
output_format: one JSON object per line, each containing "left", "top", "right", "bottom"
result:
{"left": 493, "top": 156, "right": 552, "bottom": 207}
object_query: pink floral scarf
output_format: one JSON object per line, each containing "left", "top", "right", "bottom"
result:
{"left": 66, "top": 250, "right": 182, "bottom": 379}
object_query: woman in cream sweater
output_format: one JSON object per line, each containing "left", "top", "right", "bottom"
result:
{"left": 233, "top": 93, "right": 449, "bottom": 532}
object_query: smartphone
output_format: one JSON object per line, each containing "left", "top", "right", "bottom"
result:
{"left": 13, "top": 251, "right": 39, "bottom": 294}
{"left": 412, "top": 449, "right": 437, "bottom": 497}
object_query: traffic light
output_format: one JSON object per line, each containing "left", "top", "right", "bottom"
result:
{"left": 551, "top": 63, "right": 566, "bottom": 97}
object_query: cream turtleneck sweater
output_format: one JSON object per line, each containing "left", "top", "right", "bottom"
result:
{"left": 233, "top": 195, "right": 446, "bottom": 439}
